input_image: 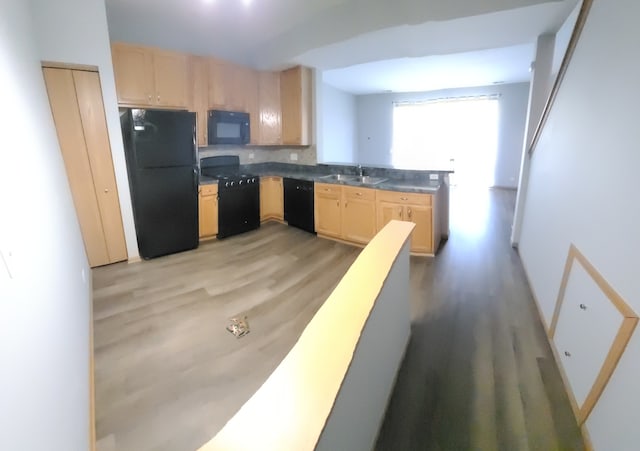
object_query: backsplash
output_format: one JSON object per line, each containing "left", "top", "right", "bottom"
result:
{"left": 198, "top": 145, "right": 317, "bottom": 165}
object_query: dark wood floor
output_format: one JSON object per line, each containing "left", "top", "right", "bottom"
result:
{"left": 375, "top": 188, "right": 584, "bottom": 451}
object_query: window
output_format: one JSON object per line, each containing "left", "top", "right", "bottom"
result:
{"left": 392, "top": 96, "right": 499, "bottom": 187}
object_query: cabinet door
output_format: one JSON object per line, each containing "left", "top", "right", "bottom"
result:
{"left": 342, "top": 198, "right": 376, "bottom": 244}
{"left": 407, "top": 204, "right": 433, "bottom": 254}
{"left": 376, "top": 200, "right": 403, "bottom": 231}
{"left": 199, "top": 186, "right": 218, "bottom": 238}
{"left": 208, "top": 58, "right": 229, "bottom": 109}
{"left": 314, "top": 187, "right": 342, "bottom": 238}
{"left": 260, "top": 177, "right": 284, "bottom": 221}
{"left": 281, "top": 66, "right": 312, "bottom": 146}
{"left": 342, "top": 186, "right": 376, "bottom": 244}
{"left": 191, "top": 56, "right": 209, "bottom": 147}
{"left": 153, "top": 50, "right": 189, "bottom": 108}
{"left": 111, "top": 43, "right": 154, "bottom": 106}
{"left": 242, "top": 68, "right": 259, "bottom": 144}
{"left": 258, "top": 71, "right": 282, "bottom": 145}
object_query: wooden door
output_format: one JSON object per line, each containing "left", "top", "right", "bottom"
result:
{"left": 44, "top": 67, "right": 128, "bottom": 267}
{"left": 191, "top": 56, "right": 209, "bottom": 146}
{"left": 199, "top": 185, "right": 218, "bottom": 238}
{"left": 258, "top": 71, "right": 282, "bottom": 145}
{"left": 111, "top": 43, "right": 153, "bottom": 106}
{"left": 153, "top": 50, "right": 189, "bottom": 108}
{"left": 406, "top": 204, "right": 433, "bottom": 254}
{"left": 314, "top": 184, "right": 341, "bottom": 238}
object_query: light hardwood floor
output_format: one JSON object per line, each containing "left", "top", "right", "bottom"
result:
{"left": 93, "top": 224, "right": 360, "bottom": 451}
{"left": 94, "top": 188, "right": 583, "bottom": 451}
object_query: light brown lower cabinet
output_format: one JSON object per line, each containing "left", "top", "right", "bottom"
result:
{"left": 199, "top": 184, "right": 218, "bottom": 239}
{"left": 315, "top": 182, "right": 440, "bottom": 255}
{"left": 260, "top": 176, "right": 284, "bottom": 221}
{"left": 43, "top": 67, "right": 128, "bottom": 267}
{"left": 314, "top": 183, "right": 342, "bottom": 238}
{"left": 341, "top": 186, "right": 377, "bottom": 244}
{"left": 376, "top": 190, "right": 435, "bottom": 254}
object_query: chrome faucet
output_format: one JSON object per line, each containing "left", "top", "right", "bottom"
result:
{"left": 357, "top": 164, "right": 364, "bottom": 177}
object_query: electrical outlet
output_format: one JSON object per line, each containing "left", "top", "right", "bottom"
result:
{"left": 429, "top": 174, "right": 439, "bottom": 181}
{"left": 290, "top": 153, "right": 298, "bottom": 161}
{"left": 249, "top": 152, "right": 255, "bottom": 160}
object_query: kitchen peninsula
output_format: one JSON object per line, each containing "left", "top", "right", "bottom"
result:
{"left": 199, "top": 162, "right": 450, "bottom": 257}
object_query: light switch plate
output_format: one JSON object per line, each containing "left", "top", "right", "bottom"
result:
{"left": 290, "top": 153, "right": 298, "bottom": 161}
{"left": 429, "top": 174, "right": 439, "bottom": 180}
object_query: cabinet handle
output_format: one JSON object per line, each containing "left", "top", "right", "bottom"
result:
{"left": 325, "top": 188, "right": 330, "bottom": 192}
{"left": 400, "top": 197, "right": 408, "bottom": 201}
{"left": 407, "top": 207, "right": 412, "bottom": 219}
{"left": 564, "top": 351, "right": 572, "bottom": 357}
{"left": 157, "top": 95, "right": 160, "bottom": 102}
{"left": 356, "top": 192, "right": 362, "bottom": 196}
{"left": 336, "top": 200, "right": 340, "bottom": 207}
{"left": 345, "top": 201, "right": 348, "bottom": 208}
{"left": 104, "top": 188, "right": 109, "bottom": 193}
{"left": 579, "top": 303, "right": 587, "bottom": 310}
{"left": 148, "top": 94, "right": 152, "bottom": 102}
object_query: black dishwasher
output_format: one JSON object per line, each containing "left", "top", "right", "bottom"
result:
{"left": 283, "top": 178, "right": 315, "bottom": 233}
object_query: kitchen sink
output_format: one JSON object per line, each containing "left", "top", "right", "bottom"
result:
{"left": 349, "top": 175, "right": 388, "bottom": 185}
{"left": 318, "top": 174, "right": 388, "bottom": 185}
{"left": 318, "top": 174, "right": 356, "bottom": 182}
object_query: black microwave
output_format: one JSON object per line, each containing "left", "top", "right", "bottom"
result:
{"left": 208, "top": 110, "right": 250, "bottom": 145}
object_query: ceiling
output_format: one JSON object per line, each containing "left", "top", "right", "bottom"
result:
{"left": 105, "top": 0, "right": 579, "bottom": 94}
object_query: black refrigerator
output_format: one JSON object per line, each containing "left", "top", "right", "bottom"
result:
{"left": 120, "top": 109, "right": 199, "bottom": 259}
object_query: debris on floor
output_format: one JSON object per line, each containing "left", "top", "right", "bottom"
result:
{"left": 226, "top": 316, "right": 250, "bottom": 338}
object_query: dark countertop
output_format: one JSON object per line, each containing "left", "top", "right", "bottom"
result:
{"left": 200, "top": 169, "right": 442, "bottom": 194}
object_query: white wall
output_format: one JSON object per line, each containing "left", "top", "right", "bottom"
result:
{"left": 518, "top": 0, "right": 640, "bottom": 448}
{"left": 30, "top": 0, "right": 139, "bottom": 259}
{"left": 356, "top": 83, "right": 530, "bottom": 187}
{"left": 317, "top": 82, "right": 357, "bottom": 164}
{"left": 0, "top": 0, "right": 91, "bottom": 449}
{"left": 551, "top": 0, "right": 582, "bottom": 80}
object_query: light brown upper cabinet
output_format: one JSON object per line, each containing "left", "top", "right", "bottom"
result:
{"left": 112, "top": 42, "right": 189, "bottom": 108}
{"left": 258, "top": 71, "right": 282, "bottom": 145}
{"left": 281, "top": 66, "right": 312, "bottom": 146}
{"left": 44, "top": 67, "right": 128, "bottom": 267}
{"left": 242, "top": 68, "right": 259, "bottom": 145}
{"left": 191, "top": 56, "right": 209, "bottom": 147}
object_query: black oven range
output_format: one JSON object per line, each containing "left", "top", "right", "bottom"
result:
{"left": 200, "top": 155, "right": 260, "bottom": 239}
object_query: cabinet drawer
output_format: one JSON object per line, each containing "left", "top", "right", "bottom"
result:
{"left": 315, "top": 182, "right": 342, "bottom": 196}
{"left": 376, "top": 190, "right": 431, "bottom": 206}
{"left": 343, "top": 185, "right": 376, "bottom": 201}
{"left": 261, "top": 176, "right": 282, "bottom": 183}
{"left": 199, "top": 184, "right": 218, "bottom": 196}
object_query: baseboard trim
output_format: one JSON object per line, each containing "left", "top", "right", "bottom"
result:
{"left": 127, "top": 255, "right": 142, "bottom": 264}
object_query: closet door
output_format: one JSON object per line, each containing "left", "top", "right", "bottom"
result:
{"left": 43, "top": 67, "right": 127, "bottom": 267}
